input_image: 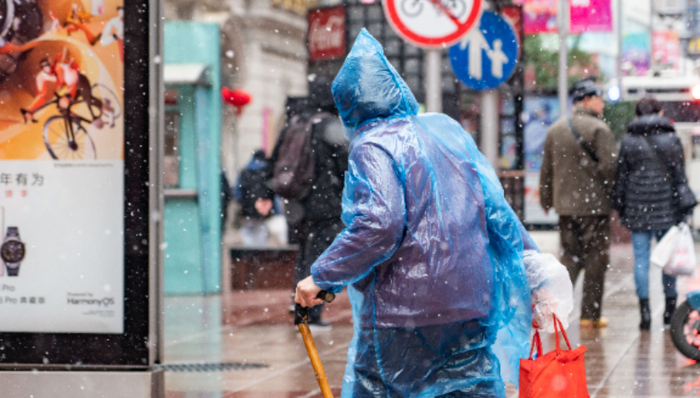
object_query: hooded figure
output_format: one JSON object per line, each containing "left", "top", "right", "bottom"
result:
{"left": 295, "top": 30, "right": 573, "bottom": 398}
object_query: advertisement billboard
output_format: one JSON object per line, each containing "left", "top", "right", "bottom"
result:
{"left": 0, "top": 0, "right": 155, "bottom": 369}
{"left": 514, "top": 0, "right": 612, "bottom": 34}
{"left": 516, "top": 0, "right": 557, "bottom": 34}
{"left": 308, "top": 5, "right": 346, "bottom": 62}
{"left": 623, "top": 33, "right": 651, "bottom": 76}
{"left": 569, "top": 0, "right": 612, "bottom": 34}
{"left": 652, "top": 30, "right": 680, "bottom": 69}
{"left": 0, "top": 0, "right": 125, "bottom": 334}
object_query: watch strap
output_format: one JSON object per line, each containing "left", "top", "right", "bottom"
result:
{"left": 6, "top": 265, "right": 19, "bottom": 276}
{"left": 6, "top": 226, "right": 19, "bottom": 238}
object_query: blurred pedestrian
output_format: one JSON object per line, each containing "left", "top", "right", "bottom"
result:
{"left": 539, "top": 77, "right": 618, "bottom": 328}
{"left": 613, "top": 96, "right": 696, "bottom": 330}
{"left": 295, "top": 29, "right": 573, "bottom": 397}
{"left": 293, "top": 100, "right": 347, "bottom": 330}
{"left": 267, "top": 78, "right": 348, "bottom": 329}
{"left": 234, "top": 149, "right": 274, "bottom": 247}
{"left": 268, "top": 97, "right": 310, "bottom": 246}
{"left": 221, "top": 169, "right": 232, "bottom": 232}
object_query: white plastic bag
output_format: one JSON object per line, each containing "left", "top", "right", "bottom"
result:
{"left": 266, "top": 215, "right": 288, "bottom": 246}
{"left": 664, "top": 224, "right": 696, "bottom": 276}
{"left": 523, "top": 250, "right": 574, "bottom": 333}
{"left": 651, "top": 224, "right": 681, "bottom": 268}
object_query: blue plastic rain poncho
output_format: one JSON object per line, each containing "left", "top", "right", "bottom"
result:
{"left": 310, "top": 29, "right": 563, "bottom": 397}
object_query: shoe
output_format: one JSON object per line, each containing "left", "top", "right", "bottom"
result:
{"left": 20, "top": 109, "right": 37, "bottom": 124}
{"left": 90, "top": 33, "right": 102, "bottom": 46}
{"left": 580, "top": 317, "right": 608, "bottom": 328}
{"left": 639, "top": 298, "right": 651, "bottom": 331}
{"left": 664, "top": 296, "right": 677, "bottom": 326}
{"left": 308, "top": 321, "right": 332, "bottom": 332}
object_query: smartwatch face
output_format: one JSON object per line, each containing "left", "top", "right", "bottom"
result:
{"left": 1, "top": 240, "right": 25, "bottom": 263}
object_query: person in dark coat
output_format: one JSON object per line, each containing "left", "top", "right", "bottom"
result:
{"left": 613, "top": 96, "right": 691, "bottom": 330}
{"left": 267, "top": 80, "right": 349, "bottom": 328}
{"left": 292, "top": 83, "right": 348, "bottom": 329}
{"left": 234, "top": 149, "right": 274, "bottom": 246}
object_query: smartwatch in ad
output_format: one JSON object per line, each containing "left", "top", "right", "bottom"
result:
{"left": 1, "top": 227, "right": 25, "bottom": 276}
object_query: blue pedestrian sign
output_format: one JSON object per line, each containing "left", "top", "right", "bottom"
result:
{"left": 449, "top": 11, "right": 518, "bottom": 91}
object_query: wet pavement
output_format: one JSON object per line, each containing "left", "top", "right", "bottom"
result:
{"left": 163, "top": 231, "right": 700, "bottom": 397}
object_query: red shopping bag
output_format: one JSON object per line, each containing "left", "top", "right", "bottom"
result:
{"left": 519, "top": 315, "right": 589, "bottom": 398}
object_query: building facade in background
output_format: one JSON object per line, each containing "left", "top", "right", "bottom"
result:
{"left": 164, "top": 0, "right": 312, "bottom": 181}
{"left": 163, "top": 0, "right": 313, "bottom": 259}
{"left": 161, "top": 0, "right": 314, "bottom": 293}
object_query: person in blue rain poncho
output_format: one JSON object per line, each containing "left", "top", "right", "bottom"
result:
{"left": 295, "top": 29, "right": 573, "bottom": 398}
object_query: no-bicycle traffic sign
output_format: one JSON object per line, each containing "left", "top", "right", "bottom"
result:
{"left": 382, "top": 0, "right": 483, "bottom": 49}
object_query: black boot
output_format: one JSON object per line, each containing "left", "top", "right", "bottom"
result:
{"left": 664, "top": 296, "right": 677, "bottom": 325}
{"left": 639, "top": 298, "right": 651, "bottom": 330}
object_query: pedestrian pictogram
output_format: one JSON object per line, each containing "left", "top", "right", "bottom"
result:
{"left": 449, "top": 11, "right": 518, "bottom": 90}
{"left": 382, "top": 0, "right": 483, "bottom": 49}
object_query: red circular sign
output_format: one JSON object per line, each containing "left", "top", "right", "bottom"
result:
{"left": 383, "top": 0, "right": 482, "bottom": 49}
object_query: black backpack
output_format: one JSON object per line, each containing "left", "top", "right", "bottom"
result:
{"left": 271, "top": 113, "right": 331, "bottom": 199}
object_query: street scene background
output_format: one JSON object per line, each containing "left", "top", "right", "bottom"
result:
{"left": 157, "top": 0, "right": 700, "bottom": 396}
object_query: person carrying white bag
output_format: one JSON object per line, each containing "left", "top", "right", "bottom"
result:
{"left": 655, "top": 223, "right": 697, "bottom": 277}
{"left": 613, "top": 96, "right": 698, "bottom": 330}
{"left": 650, "top": 224, "right": 681, "bottom": 269}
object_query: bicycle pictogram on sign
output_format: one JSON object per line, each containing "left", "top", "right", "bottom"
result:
{"left": 382, "top": 0, "right": 483, "bottom": 49}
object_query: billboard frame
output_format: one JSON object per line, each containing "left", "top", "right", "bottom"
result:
{"left": 0, "top": 0, "right": 164, "bottom": 369}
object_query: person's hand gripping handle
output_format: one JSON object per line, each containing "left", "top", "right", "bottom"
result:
{"left": 317, "top": 290, "right": 335, "bottom": 303}
{"left": 295, "top": 291, "right": 335, "bottom": 398}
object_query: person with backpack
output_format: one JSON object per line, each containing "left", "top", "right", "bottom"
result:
{"left": 234, "top": 149, "right": 274, "bottom": 247}
{"left": 268, "top": 79, "right": 349, "bottom": 329}
{"left": 613, "top": 96, "right": 697, "bottom": 330}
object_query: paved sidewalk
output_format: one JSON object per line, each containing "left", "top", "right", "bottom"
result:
{"left": 163, "top": 231, "right": 700, "bottom": 397}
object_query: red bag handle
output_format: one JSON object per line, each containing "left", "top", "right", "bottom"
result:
{"left": 553, "top": 314, "right": 573, "bottom": 352}
{"left": 528, "top": 329, "right": 543, "bottom": 359}
{"left": 529, "top": 315, "right": 573, "bottom": 359}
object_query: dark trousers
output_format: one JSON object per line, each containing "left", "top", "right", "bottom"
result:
{"left": 558, "top": 215, "right": 610, "bottom": 320}
{"left": 293, "top": 218, "right": 344, "bottom": 323}
{"left": 351, "top": 321, "right": 505, "bottom": 398}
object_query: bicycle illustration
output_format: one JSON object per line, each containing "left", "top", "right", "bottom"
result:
{"left": 20, "top": 50, "right": 121, "bottom": 160}
{"left": 40, "top": 80, "right": 121, "bottom": 160}
{"left": 401, "top": 0, "right": 467, "bottom": 19}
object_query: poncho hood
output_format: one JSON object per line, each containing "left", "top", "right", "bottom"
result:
{"left": 331, "top": 28, "right": 419, "bottom": 139}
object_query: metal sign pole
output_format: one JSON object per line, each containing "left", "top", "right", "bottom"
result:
{"left": 150, "top": 0, "right": 166, "bottom": 370}
{"left": 481, "top": 89, "right": 500, "bottom": 169}
{"left": 558, "top": 0, "right": 569, "bottom": 113}
{"left": 425, "top": 49, "right": 443, "bottom": 113}
{"left": 617, "top": 0, "right": 624, "bottom": 99}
